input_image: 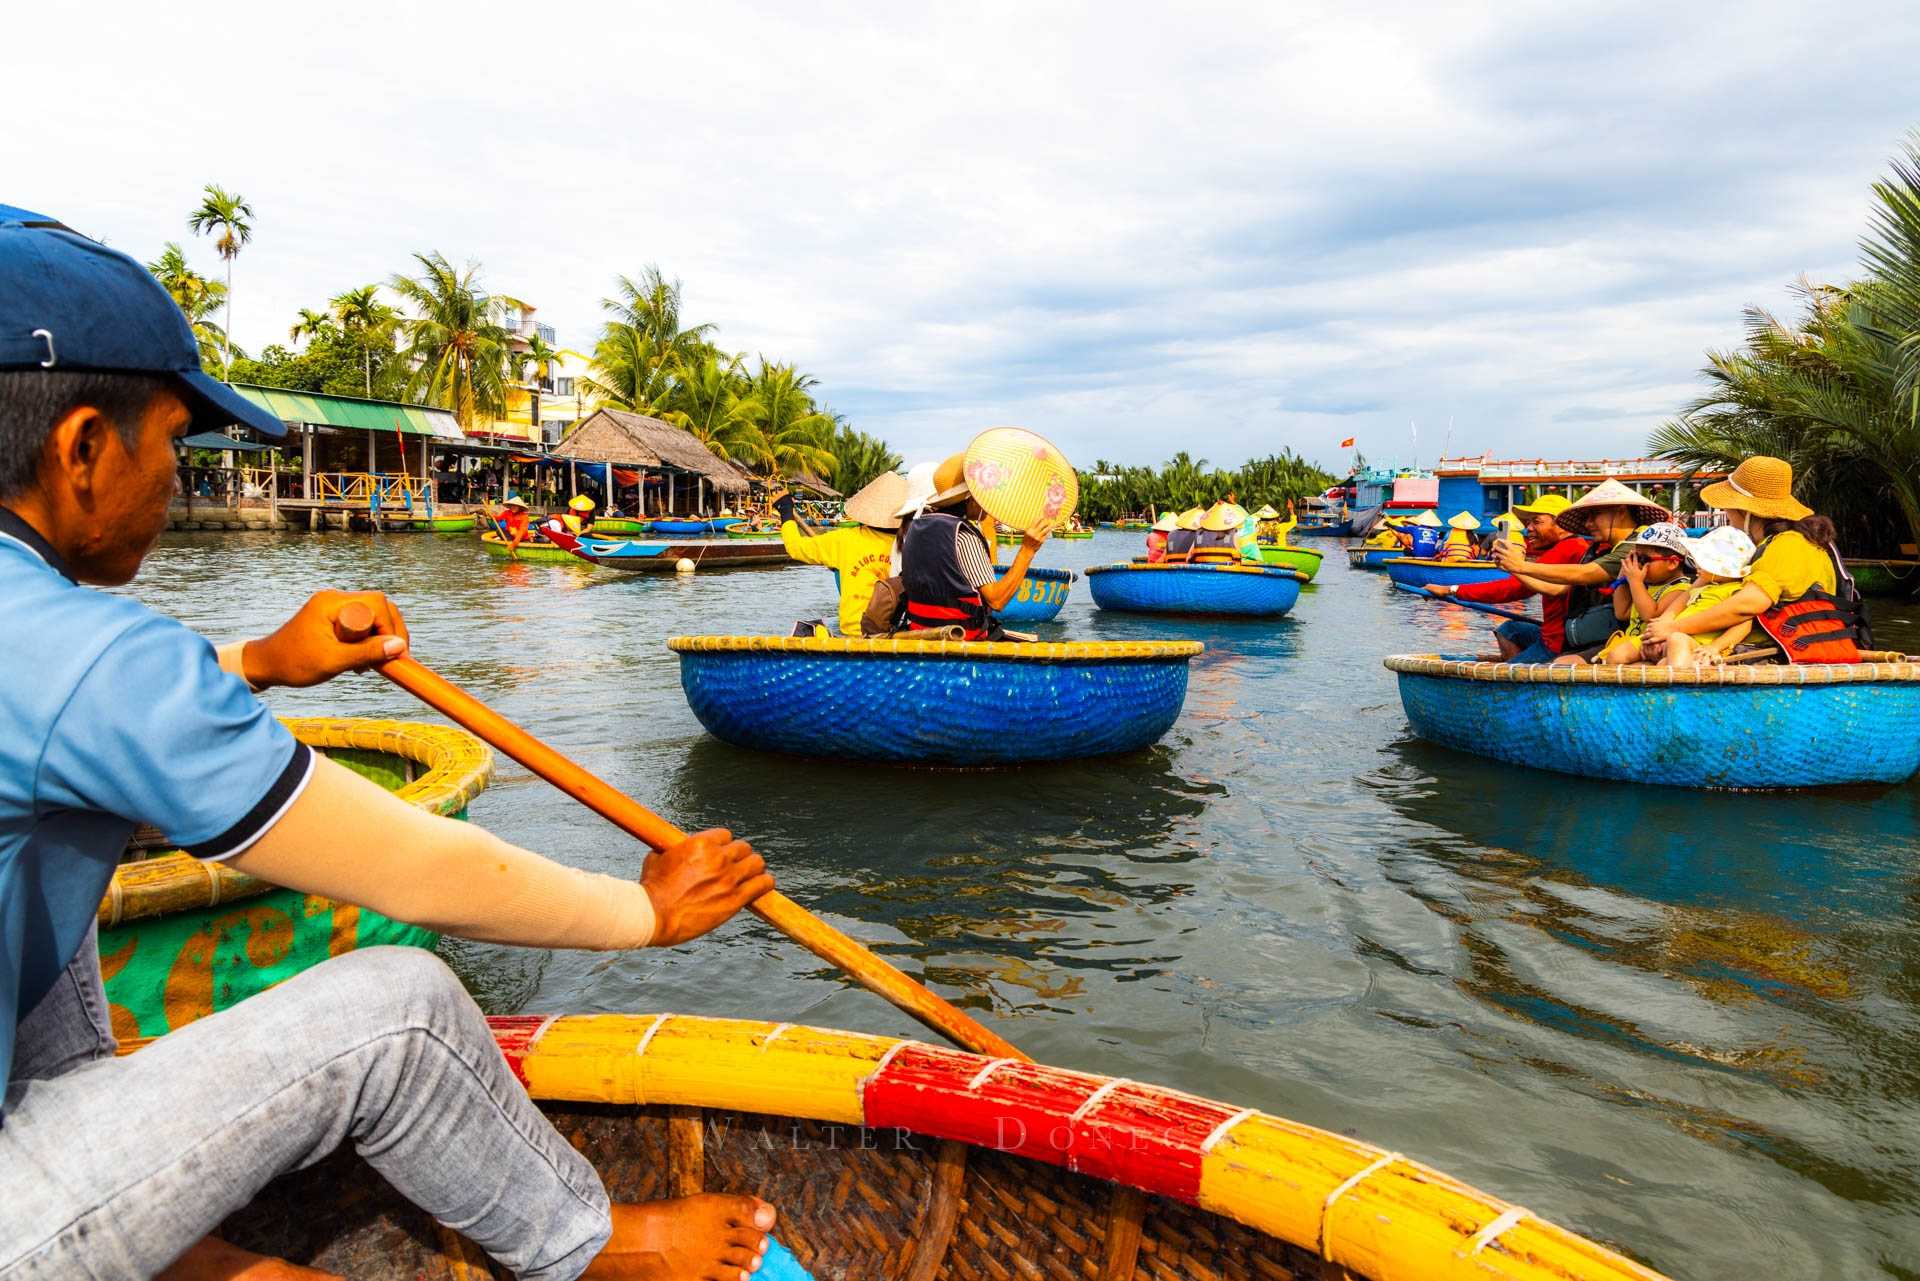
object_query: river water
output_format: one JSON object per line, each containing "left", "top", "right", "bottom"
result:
{"left": 123, "top": 528, "right": 1920, "bottom": 1279}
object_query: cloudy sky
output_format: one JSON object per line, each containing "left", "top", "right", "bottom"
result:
{"left": 9, "top": 2, "right": 1918, "bottom": 472}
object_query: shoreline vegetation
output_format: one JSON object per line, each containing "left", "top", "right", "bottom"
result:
{"left": 1651, "top": 136, "right": 1920, "bottom": 556}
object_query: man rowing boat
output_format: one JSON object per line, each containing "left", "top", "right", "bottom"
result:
{"left": 0, "top": 208, "right": 777, "bottom": 1279}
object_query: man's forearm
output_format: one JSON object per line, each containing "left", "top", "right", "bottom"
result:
{"left": 1510, "top": 559, "right": 1606, "bottom": 587}
{"left": 230, "top": 756, "right": 656, "bottom": 950}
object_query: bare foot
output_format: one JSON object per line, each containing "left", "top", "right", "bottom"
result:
{"left": 158, "top": 1236, "right": 342, "bottom": 1281}
{"left": 581, "top": 1195, "right": 776, "bottom": 1281}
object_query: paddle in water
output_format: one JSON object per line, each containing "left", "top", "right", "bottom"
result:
{"left": 333, "top": 601, "right": 1027, "bottom": 1062}
{"left": 1393, "top": 579, "right": 1534, "bottom": 623}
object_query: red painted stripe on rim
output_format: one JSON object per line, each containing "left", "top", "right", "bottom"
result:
{"left": 488, "top": 1014, "right": 548, "bottom": 1088}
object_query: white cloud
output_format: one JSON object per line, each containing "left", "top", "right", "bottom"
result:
{"left": 6, "top": 0, "right": 1915, "bottom": 472}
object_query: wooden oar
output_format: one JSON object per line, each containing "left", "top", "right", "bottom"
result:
{"left": 335, "top": 603, "right": 1026, "bottom": 1062}
{"left": 1394, "top": 580, "right": 1533, "bottom": 623}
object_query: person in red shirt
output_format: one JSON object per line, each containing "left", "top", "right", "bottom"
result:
{"left": 1425, "top": 495, "right": 1588, "bottom": 660}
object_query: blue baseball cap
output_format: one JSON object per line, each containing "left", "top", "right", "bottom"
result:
{"left": 0, "top": 204, "right": 287, "bottom": 438}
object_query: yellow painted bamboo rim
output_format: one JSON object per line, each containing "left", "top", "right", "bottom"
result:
{"left": 101, "top": 718, "right": 495, "bottom": 928}
{"left": 1381, "top": 557, "right": 1496, "bottom": 568}
{"left": 668, "top": 635, "right": 1204, "bottom": 661}
{"left": 1263, "top": 544, "right": 1323, "bottom": 558}
{"left": 491, "top": 1012, "right": 1671, "bottom": 1281}
{"left": 1384, "top": 652, "right": 1920, "bottom": 685}
{"left": 1084, "top": 561, "right": 1303, "bottom": 578}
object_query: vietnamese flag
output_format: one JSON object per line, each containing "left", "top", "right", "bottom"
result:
{"left": 1339, "top": 436, "right": 1356, "bottom": 448}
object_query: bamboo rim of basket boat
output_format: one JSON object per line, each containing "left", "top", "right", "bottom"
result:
{"left": 100, "top": 718, "right": 494, "bottom": 928}
{"left": 1259, "top": 543, "right": 1323, "bottom": 558}
{"left": 668, "top": 635, "right": 1202, "bottom": 662}
{"left": 993, "top": 565, "right": 1075, "bottom": 581}
{"left": 1084, "top": 561, "right": 1308, "bottom": 581}
{"left": 1383, "top": 651, "right": 1920, "bottom": 685}
{"left": 442, "top": 1012, "right": 1662, "bottom": 1281}
{"left": 1381, "top": 557, "right": 1498, "bottom": 568}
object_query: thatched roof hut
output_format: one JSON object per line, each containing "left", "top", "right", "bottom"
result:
{"left": 553, "top": 409, "right": 750, "bottom": 494}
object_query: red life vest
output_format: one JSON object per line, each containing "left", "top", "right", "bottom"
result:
{"left": 1752, "top": 541, "right": 1869, "bottom": 663}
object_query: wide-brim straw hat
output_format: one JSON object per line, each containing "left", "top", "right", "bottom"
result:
{"left": 893, "top": 461, "right": 941, "bottom": 519}
{"left": 1511, "top": 493, "right": 1572, "bottom": 519}
{"left": 1201, "top": 502, "right": 1249, "bottom": 532}
{"left": 843, "top": 470, "right": 909, "bottom": 531}
{"left": 1151, "top": 512, "right": 1179, "bottom": 532}
{"left": 925, "top": 452, "right": 970, "bottom": 508}
{"left": 1407, "top": 510, "right": 1443, "bottom": 528}
{"left": 1699, "top": 456, "right": 1812, "bottom": 521}
{"left": 1447, "top": 511, "right": 1481, "bottom": 531}
{"left": 1682, "top": 525, "right": 1757, "bottom": 578}
{"left": 502, "top": 495, "right": 529, "bottom": 509}
{"left": 1252, "top": 503, "right": 1280, "bottom": 520}
{"left": 1176, "top": 507, "right": 1205, "bottom": 531}
{"left": 1555, "top": 479, "right": 1671, "bottom": 536}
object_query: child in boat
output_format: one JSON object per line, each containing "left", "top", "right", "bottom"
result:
{"left": 1145, "top": 510, "right": 1178, "bottom": 562}
{"left": 1661, "top": 526, "right": 1758, "bottom": 666}
{"left": 775, "top": 471, "right": 904, "bottom": 636}
{"left": 1561, "top": 523, "right": 1694, "bottom": 665}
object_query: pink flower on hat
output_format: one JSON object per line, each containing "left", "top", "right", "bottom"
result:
{"left": 966, "top": 459, "right": 1007, "bottom": 491}
{"left": 1041, "top": 476, "right": 1066, "bottom": 519}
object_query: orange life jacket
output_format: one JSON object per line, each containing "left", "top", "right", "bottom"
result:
{"left": 1752, "top": 542, "right": 1870, "bottom": 663}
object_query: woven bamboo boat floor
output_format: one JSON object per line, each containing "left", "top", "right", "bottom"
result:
{"left": 218, "top": 1103, "right": 1326, "bottom": 1280}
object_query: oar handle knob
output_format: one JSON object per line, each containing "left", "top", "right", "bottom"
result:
{"left": 335, "top": 600, "right": 377, "bottom": 643}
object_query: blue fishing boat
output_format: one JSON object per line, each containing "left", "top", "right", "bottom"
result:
{"left": 1348, "top": 546, "right": 1401, "bottom": 569}
{"left": 1384, "top": 651, "right": 1920, "bottom": 789}
{"left": 669, "top": 635, "right": 1202, "bottom": 765}
{"left": 994, "top": 565, "right": 1074, "bottom": 623}
{"left": 1085, "top": 562, "right": 1305, "bottom": 617}
{"left": 1382, "top": 557, "right": 1509, "bottom": 589}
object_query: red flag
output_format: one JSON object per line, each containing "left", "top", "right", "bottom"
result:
{"left": 1339, "top": 436, "right": 1356, "bottom": 448}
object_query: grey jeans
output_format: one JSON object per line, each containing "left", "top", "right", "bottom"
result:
{"left": 0, "top": 934, "right": 612, "bottom": 1280}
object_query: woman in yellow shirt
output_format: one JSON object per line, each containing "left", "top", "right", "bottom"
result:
{"left": 775, "top": 472, "right": 905, "bottom": 636}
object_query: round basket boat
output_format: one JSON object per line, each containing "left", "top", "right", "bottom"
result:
{"left": 668, "top": 635, "right": 1201, "bottom": 765}
{"left": 199, "top": 1010, "right": 1672, "bottom": 1281}
{"left": 478, "top": 530, "right": 580, "bottom": 562}
{"left": 1348, "top": 546, "right": 1401, "bottom": 569}
{"left": 586, "top": 516, "right": 649, "bottom": 535}
{"left": 376, "top": 513, "right": 477, "bottom": 533}
{"left": 1384, "top": 651, "right": 1920, "bottom": 789}
{"left": 648, "top": 518, "right": 724, "bottom": 536}
{"left": 1255, "top": 544, "right": 1323, "bottom": 580}
{"left": 1085, "top": 562, "right": 1305, "bottom": 618}
{"left": 1383, "top": 557, "right": 1510, "bottom": 588}
{"left": 100, "top": 718, "right": 493, "bottom": 1041}
{"left": 993, "top": 565, "right": 1074, "bottom": 623}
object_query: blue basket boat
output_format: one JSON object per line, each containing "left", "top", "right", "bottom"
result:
{"left": 1384, "top": 651, "right": 1920, "bottom": 789}
{"left": 1348, "top": 546, "right": 1402, "bottom": 569}
{"left": 647, "top": 518, "right": 736, "bottom": 536}
{"left": 669, "top": 635, "right": 1202, "bottom": 765}
{"left": 993, "top": 566, "right": 1074, "bottom": 623}
{"left": 1382, "top": 558, "right": 1510, "bottom": 589}
{"left": 1084, "top": 563, "right": 1305, "bottom": 617}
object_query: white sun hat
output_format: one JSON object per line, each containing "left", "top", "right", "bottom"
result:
{"left": 893, "top": 461, "right": 941, "bottom": 520}
{"left": 1682, "top": 525, "right": 1757, "bottom": 579}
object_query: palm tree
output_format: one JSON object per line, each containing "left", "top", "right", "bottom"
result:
{"left": 733, "top": 360, "right": 836, "bottom": 480}
{"left": 662, "top": 352, "right": 758, "bottom": 460}
{"left": 603, "top": 266, "right": 714, "bottom": 363}
{"left": 289, "top": 308, "right": 332, "bottom": 347}
{"left": 187, "top": 184, "right": 254, "bottom": 378}
{"left": 388, "top": 252, "right": 516, "bottom": 430}
{"left": 330, "top": 284, "right": 398, "bottom": 397}
{"left": 827, "top": 423, "right": 902, "bottom": 494}
{"left": 579, "top": 323, "right": 681, "bottom": 418}
{"left": 147, "top": 242, "right": 229, "bottom": 370}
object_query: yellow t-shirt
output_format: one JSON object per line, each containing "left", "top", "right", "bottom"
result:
{"left": 1746, "top": 531, "right": 1836, "bottom": 604}
{"left": 1675, "top": 580, "right": 1745, "bottom": 646}
{"left": 1617, "top": 578, "right": 1692, "bottom": 641}
{"left": 779, "top": 521, "right": 896, "bottom": 636}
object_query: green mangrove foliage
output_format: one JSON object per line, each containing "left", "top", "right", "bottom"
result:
{"left": 1075, "top": 450, "right": 1336, "bottom": 522}
{"left": 1652, "top": 136, "right": 1920, "bottom": 554}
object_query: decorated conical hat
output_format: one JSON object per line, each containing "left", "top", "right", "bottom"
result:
{"left": 1252, "top": 503, "right": 1280, "bottom": 520}
{"left": 1201, "top": 502, "right": 1249, "bottom": 532}
{"left": 1408, "top": 509, "right": 1443, "bottom": 527}
{"left": 959, "top": 427, "right": 1078, "bottom": 537}
{"left": 1447, "top": 511, "right": 1481, "bottom": 530}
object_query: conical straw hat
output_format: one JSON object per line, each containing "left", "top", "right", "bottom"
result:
{"left": 1557, "top": 479, "right": 1671, "bottom": 535}
{"left": 1408, "top": 509, "right": 1443, "bottom": 527}
{"left": 843, "top": 471, "right": 908, "bottom": 531}
{"left": 1177, "top": 507, "right": 1205, "bottom": 530}
{"left": 1152, "top": 511, "right": 1179, "bottom": 532}
{"left": 1201, "top": 502, "right": 1249, "bottom": 532}
{"left": 1252, "top": 503, "right": 1280, "bottom": 519}
{"left": 1447, "top": 511, "right": 1481, "bottom": 530}
{"left": 960, "top": 427, "right": 1078, "bottom": 537}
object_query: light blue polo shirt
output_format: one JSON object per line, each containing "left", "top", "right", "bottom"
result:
{"left": 0, "top": 510, "right": 311, "bottom": 1103}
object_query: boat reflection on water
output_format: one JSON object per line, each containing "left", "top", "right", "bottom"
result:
{"left": 667, "top": 734, "right": 1221, "bottom": 1011}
